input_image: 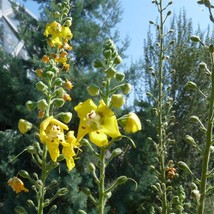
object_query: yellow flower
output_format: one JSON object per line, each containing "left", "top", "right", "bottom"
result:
{"left": 120, "top": 112, "right": 142, "bottom": 133}
{"left": 64, "top": 79, "right": 73, "bottom": 90}
{"left": 8, "top": 177, "right": 29, "bottom": 194}
{"left": 40, "top": 116, "right": 68, "bottom": 162}
{"left": 74, "top": 99, "right": 121, "bottom": 147}
{"left": 39, "top": 117, "right": 78, "bottom": 171}
{"left": 44, "top": 21, "right": 73, "bottom": 47}
{"left": 62, "top": 131, "right": 79, "bottom": 171}
{"left": 63, "top": 93, "right": 72, "bottom": 101}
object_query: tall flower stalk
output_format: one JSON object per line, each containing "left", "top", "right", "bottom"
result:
{"left": 9, "top": 1, "right": 78, "bottom": 213}
{"left": 76, "top": 39, "right": 141, "bottom": 214}
{"left": 147, "top": 1, "right": 189, "bottom": 213}
{"left": 185, "top": 36, "right": 214, "bottom": 213}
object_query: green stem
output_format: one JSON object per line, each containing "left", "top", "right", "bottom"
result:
{"left": 158, "top": 1, "right": 167, "bottom": 213}
{"left": 98, "top": 147, "right": 106, "bottom": 214}
{"left": 198, "top": 53, "right": 214, "bottom": 214}
{"left": 37, "top": 143, "right": 48, "bottom": 214}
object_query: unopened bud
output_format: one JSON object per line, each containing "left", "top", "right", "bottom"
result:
{"left": 111, "top": 94, "right": 125, "bottom": 108}
{"left": 82, "top": 187, "right": 91, "bottom": 196}
{"left": 103, "top": 50, "right": 112, "bottom": 59}
{"left": 105, "top": 67, "right": 117, "bottom": 78}
{"left": 57, "top": 112, "right": 72, "bottom": 123}
{"left": 114, "top": 55, "right": 122, "bottom": 64}
{"left": 36, "top": 81, "right": 48, "bottom": 92}
{"left": 89, "top": 162, "right": 96, "bottom": 172}
{"left": 185, "top": 81, "right": 198, "bottom": 90}
{"left": 64, "top": 19, "right": 72, "bottom": 27}
{"left": 190, "top": 35, "right": 201, "bottom": 43}
{"left": 116, "top": 176, "right": 128, "bottom": 185}
{"left": 184, "top": 135, "right": 196, "bottom": 146}
{"left": 26, "top": 100, "right": 37, "bottom": 111}
{"left": 19, "top": 170, "right": 30, "bottom": 179}
{"left": 112, "top": 148, "right": 122, "bottom": 157}
{"left": 55, "top": 87, "right": 65, "bottom": 97}
{"left": 178, "top": 161, "right": 192, "bottom": 174}
{"left": 115, "top": 72, "right": 125, "bottom": 82}
{"left": 48, "top": 205, "right": 57, "bottom": 213}
{"left": 18, "top": 119, "right": 33, "bottom": 134}
{"left": 121, "top": 83, "right": 132, "bottom": 95}
{"left": 94, "top": 59, "right": 104, "bottom": 68}
{"left": 37, "top": 99, "right": 48, "bottom": 110}
{"left": 52, "top": 98, "right": 65, "bottom": 107}
{"left": 57, "top": 187, "right": 69, "bottom": 196}
{"left": 46, "top": 71, "right": 55, "bottom": 79}
{"left": 27, "top": 200, "right": 35, "bottom": 207}
{"left": 87, "top": 85, "right": 99, "bottom": 96}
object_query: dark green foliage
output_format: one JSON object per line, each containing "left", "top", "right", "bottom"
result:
{"left": 0, "top": 51, "right": 37, "bottom": 130}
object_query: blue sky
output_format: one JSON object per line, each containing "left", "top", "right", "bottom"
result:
{"left": 17, "top": 0, "right": 211, "bottom": 64}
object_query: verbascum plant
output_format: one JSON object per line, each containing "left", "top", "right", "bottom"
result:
{"left": 76, "top": 39, "right": 141, "bottom": 214}
{"left": 181, "top": 34, "right": 214, "bottom": 213}
{"left": 8, "top": 1, "right": 79, "bottom": 213}
{"left": 147, "top": 0, "right": 190, "bottom": 213}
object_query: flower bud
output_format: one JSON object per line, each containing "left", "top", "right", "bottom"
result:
{"left": 185, "top": 81, "right": 198, "bottom": 90}
{"left": 93, "top": 59, "right": 104, "bottom": 68}
{"left": 119, "top": 112, "right": 142, "bottom": 133}
{"left": 184, "top": 135, "right": 196, "bottom": 146}
{"left": 115, "top": 72, "right": 125, "bottom": 82}
{"left": 36, "top": 81, "right": 48, "bottom": 92}
{"left": 27, "top": 200, "right": 35, "bottom": 207}
{"left": 45, "top": 71, "right": 55, "bottom": 79}
{"left": 53, "top": 11, "right": 60, "bottom": 18}
{"left": 199, "top": 62, "right": 208, "bottom": 70}
{"left": 19, "top": 170, "right": 30, "bottom": 179}
{"left": 113, "top": 55, "right": 122, "bottom": 64}
{"left": 89, "top": 162, "right": 96, "bottom": 172}
{"left": 52, "top": 98, "right": 65, "bottom": 107}
{"left": 112, "top": 148, "right": 122, "bottom": 156}
{"left": 26, "top": 100, "right": 37, "bottom": 111}
{"left": 37, "top": 99, "right": 48, "bottom": 110}
{"left": 121, "top": 83, "right": 132, "bottom": 95}
{"left": 57, "top": 188, "right": 69, "bottom": 196}
{"left": 111, "top": 94, "right": 125, "bottom": 108}
{"left": 190, "top": 35, "right": 201, "bottom": 43}
{"left": 87, "top": 85, "right": 100, "bottom": 96}
{"left": 64, "top": 19, "right": 72, "bottom": 27}
{"left": 55, "top": 87, "right": 65, "bottom": 97}
{"left": 105, "top": 67, "right": 117, "bottom": 78}
{"left": 82, "top": 187, "right": 91, "bottom": 196}
{"left": 48, "top": 205, "right": 57, "bottom": 213}
{"left": 103, "top": 50, "right": 112, "bottom": 59}
{"left": 178, "top": 161, "right": 193, "bottom": 174}
{"left": 18, "top": 119, "right": 33, "bottom": 134}
{"left": 54, "top": 78, "right": 63, "bottom": 86}
{"left": 116, "top": 176, "right": 128, "bottom": 185}
{"left": 57, "top": 112, "right": 72, "bottom": 123}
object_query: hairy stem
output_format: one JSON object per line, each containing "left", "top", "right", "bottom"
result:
{"left": 198, "top": 52, "right": 214, "bottom": 214}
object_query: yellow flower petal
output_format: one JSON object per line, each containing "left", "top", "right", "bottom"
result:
{"left": 74, "top": 99, "right": 121, "bottom": 147}
{"left": 8, "top": 177, "right": 29, "bottom": 194}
